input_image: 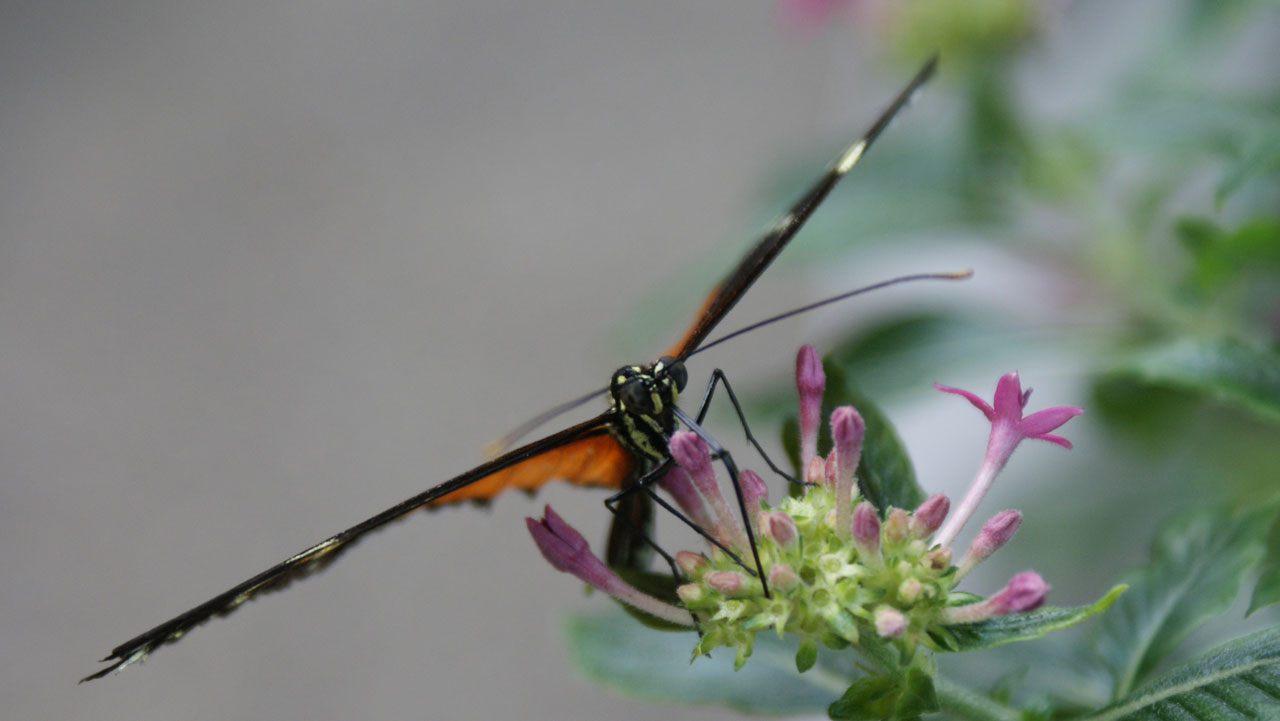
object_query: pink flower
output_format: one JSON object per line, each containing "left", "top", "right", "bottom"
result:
{"left": 527, "top": 506, "right": 693, "bottom": 626}
{"left": 933, "top": 373, "right": 1082, "bottom": 548}
{"left": 956, "top": 510, "right": 1022, "bottom": 578}
{"left": 940, "top": 571, "right": 1051, "bottom": 624}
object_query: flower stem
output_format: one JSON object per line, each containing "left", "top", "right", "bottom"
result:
{"left": 935, "top": 675, "right": 1021, "bottom": 721}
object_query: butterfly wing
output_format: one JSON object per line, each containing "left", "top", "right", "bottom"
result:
{"left": 84, "top": 414, "right": 631, "bottom": 682}
{"left": 669, "top": 55, "right": 938, "bottom": 358}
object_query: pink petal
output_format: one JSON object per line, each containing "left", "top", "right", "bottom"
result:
{"left": 991, "top": 372, "right": 1025, "bottom": 423}
{"left": 541, "top": 505, "right": 589, "bottom": 555}
{"left": 1036, "top": 433, "right": 1073, "bottom": 449}
{"left": 1017, "top": 406, "right": 1084, "bottom": 439}
{"left": 935, "top": 383, "right": 995, "bottom": 420}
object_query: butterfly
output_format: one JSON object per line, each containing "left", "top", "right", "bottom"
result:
{"left": 83, "top": 55, "right": 938, "bottom": 682}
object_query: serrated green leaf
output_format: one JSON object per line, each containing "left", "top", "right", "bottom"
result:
{"left": 1083, "top": 626, "right": 1280, "bottom": 721}
{"left": 942, "top": 585, "right": 1127, "bottom": 652}
{"left": 1093, "top": 504, "right": 1276, "bottom": 700}
{"left": 828, "top": 675, "right": 900, "bottom": 721}
{"left": 565, "top": 608, "right": 848, "bottom": 715}
{"left": 1111, "top": 337, "right": 1280, "bottom": 426}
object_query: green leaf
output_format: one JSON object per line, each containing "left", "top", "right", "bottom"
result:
{"left": 565, "top": 608, "right": 847, "bottom": 715}
{"left": 1110, "top": 337, "right": 1280, "bottom": 426}
{"left": 1083, "top": 626, "right": 1280, "bottom": 721}
{"left": 940, "top": 585, "right": 1127, "bottom": 652}
{"left": 797, "top": 637, "right": 818, "bottom": 673}
{"left": 1248, "top": 513, "right": 1280, "bottom": 616}
{"left": 1093, "top": 504, "right": 1277, "bottom": 700}
{"left": 828, "top": 676, "right": 900, "bottom": 721}
{"left": 1216, "top": 133, "right": 1280, "bottom": 206}
{"left": 894, "top": 667, "right": 940, "bottom": 719}
{"left": 827, "top": 668, "right": 940, "bottom": 721}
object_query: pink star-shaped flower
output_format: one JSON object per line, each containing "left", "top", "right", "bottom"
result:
{"left": 932, "top": 372, "right": 1082, "bottom": 548}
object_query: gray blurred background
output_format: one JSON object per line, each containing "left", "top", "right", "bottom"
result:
{"left": 2, "top": 2, "right": 949, "bottom": 719}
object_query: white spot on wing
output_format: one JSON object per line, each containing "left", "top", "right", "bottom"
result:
{"left": 836, "top": 140, "right": 867, "bottom": 175}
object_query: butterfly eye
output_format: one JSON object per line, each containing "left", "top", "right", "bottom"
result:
{"left": 619, "top": 378, "right": 654, "bottom": 413}
{"left": 658, "top": 356, "right": 687, "bottom": 392}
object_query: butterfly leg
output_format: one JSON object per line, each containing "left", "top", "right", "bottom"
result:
{"left": 671, "top": 405, "right": 771, "bottom": 598}
{"left": 692, "top": 368, "right": 806, "bottom": 489}
{"left": 604, "top": 464, "right": 757, "bottom": 577}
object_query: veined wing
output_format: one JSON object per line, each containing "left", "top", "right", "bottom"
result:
{"left": 83, "top": 413, "right": 630, "bottom": 682}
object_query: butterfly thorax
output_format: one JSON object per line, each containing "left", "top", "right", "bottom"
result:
{"left": 608, "top": 355, "right": 688, "bottom": 462}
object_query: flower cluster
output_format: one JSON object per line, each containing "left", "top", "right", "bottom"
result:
{"left": 527, "top": 345, "right": 1082, "bottom": 673}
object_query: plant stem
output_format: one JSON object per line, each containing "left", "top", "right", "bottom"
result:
{"left": 935, "top": 675, "right": 1021, "bottom": 721}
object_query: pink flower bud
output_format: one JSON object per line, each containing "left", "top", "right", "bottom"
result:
{"left": 925, "top": 547, "right": 952, "bottom": 571}
{"left": 874, "top": 606, "right": 907, "bottom": 638}
{"left": 805, "top": 456, "right": 826, "bottom": 485}
{"left": 823, "top": 453, "right": 838, "bottom": 489}
{"left": 987, "top": 571, "right": 1050, "bottom": 614}
{"left": 759, "top": 510, "right": 798, "bottom": 548}
{"left": 939, "top": 571, "right": 1050, "bottom": 624}
{"left": 677, "top": 584, "right": 706, "bottom": 604}
{"left": 675, "top": 551, "right": 709, "bottom": 579}
{"left": 957, "top": 510, "right": 1022, "bottom": 577}
{"left": 910, "top": 494, "right": 950, "bottom": 539}
{"left": 527, "top": 506, "right": 693, "bottom": 626}
{"left": 658, "top": 464, "right": 713, "bottom": 531}
{"left": 769, "top": 563, "right": 799, "bottom": 591}
{"left": 852, "top": 501, "right": 880, "bottom": 555}
{"left": 706, "top": 570, "right": 749, "bottom": 596}
{"left": 739, "top": 469, "right": 769, "bottom": 513}
{"left": 830, "top": 406, "right": 864, "bottom": 537}
{"left": 883, "top": 508, "right": 910, "bottom": 545}
{"left": 670, "top": 431, "right": 748, "bottom": 551}
{"left": 898, "top": 577, "right": 923, "bottom": 603}
{"left": 796, "top": 345, "right": 825, "bottom": 469}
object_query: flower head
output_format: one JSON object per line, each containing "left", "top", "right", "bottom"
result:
{"left": 525, "top": 349, "right": 1076, "bottom": 680}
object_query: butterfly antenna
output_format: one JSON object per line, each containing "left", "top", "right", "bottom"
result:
{"left": 682, "top": 270, "right": 972, "bottom": 361}
{"left": 483, "top": 386, "right": 610, "bottom": 457}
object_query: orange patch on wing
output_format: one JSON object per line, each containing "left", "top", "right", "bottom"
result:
{"left": 427, "top": 433, "right": 633, "bottom": 506}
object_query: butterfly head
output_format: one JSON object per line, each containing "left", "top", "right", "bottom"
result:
{"left": 609, "top": 356, "right": 687, "bottom": 460}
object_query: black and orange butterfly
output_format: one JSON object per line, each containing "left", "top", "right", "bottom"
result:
{"left": 83, "top": 56, "right": 938, "bottom": 682}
